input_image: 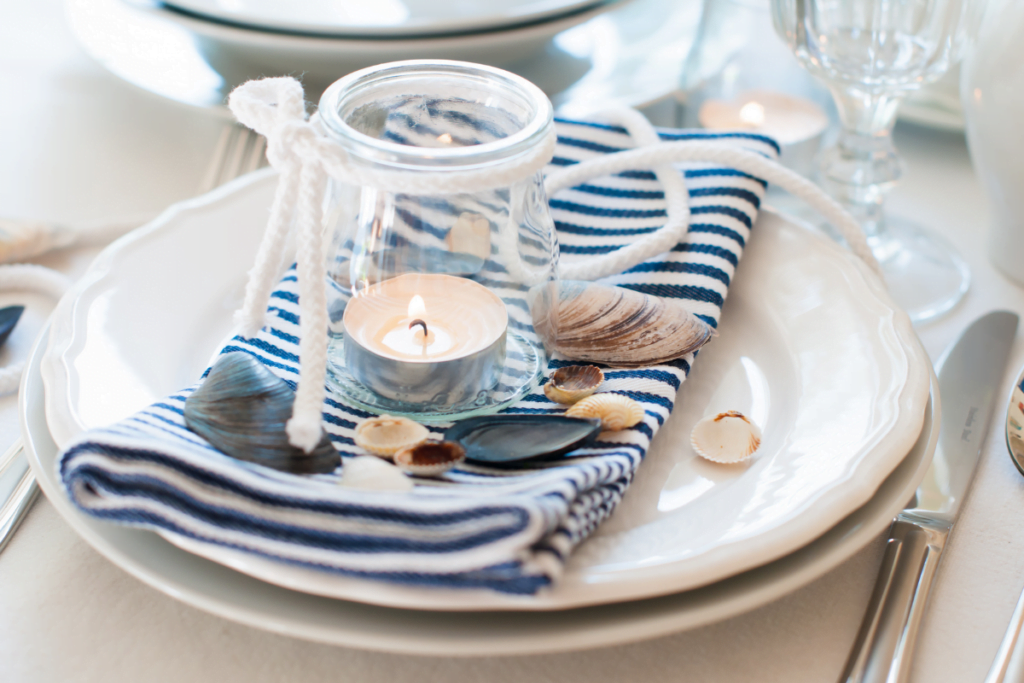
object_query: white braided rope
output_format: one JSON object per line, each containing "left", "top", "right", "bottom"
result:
{"left": 227, "top": 76, "right": 880, "bottom": 452}
{"left": 286, "top": 161, "right": 331, "bottom": 449}
{"left": 552, "top": 107, "right": 694, "bottom": 282}
{"left": 0, "top": 264, "right": 72, "bottom": 394}
{"left": 235, "top": 169, "right": 302, "bottom": 337}
{"left": 546, "top": 141, "right": 882, "bottom": 278}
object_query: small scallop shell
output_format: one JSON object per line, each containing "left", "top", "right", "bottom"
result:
{"left": 354, "top": 415, "right": 429, "bottom": 459}
{"left": 566, "top": 394, "right": 644, "bottom": 431}
{"left": 544, "top": 365, "right": 605, "bottom": 404}
{"left": 690, "top": 411, "right": 762, "bottom": 464}
{"left": 339, "top": 456, "right": 414, "bottom": 492}
{"left": 393, "top": 441, "right": 466, "bottom": 477}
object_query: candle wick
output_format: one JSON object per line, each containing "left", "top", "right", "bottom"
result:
{"left": 409, "top": 319, "right": 429, "bottom": 339}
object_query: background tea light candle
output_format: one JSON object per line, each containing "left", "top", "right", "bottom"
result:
{"left": 698, "top": 88, "right": 828, "bottom": 144}
{"left": 698, "top": 89, "right": 829, "bottom": 175}
{"left": 342, "top": 273, "right": 508, "bottom": 406}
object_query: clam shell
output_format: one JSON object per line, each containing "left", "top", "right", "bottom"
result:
{"left": 532, "top": 281, "right": 715, "bottom": 368}
{"left": 184, "top": 352, "right": 339, "bottom": 474}
{"left": 393, "top": 440, "right": 466, "bottom": 476}
{"left": 565, "top": 394, "right": 645, "bottom": 431}
{"left": 338, "top": 455, "right": 414, "bottom": 492}
{"left": 0, "top": 305, "right": 24, "bottom": 348}
{"left": 690, "top": 410, "right": 762, "bottom": 464}
{"left": 445, "top": 414, "right": 602, "bottom": 463}
{"left": 354, "top": 415, "right": 430, "bottom": 458}
{"left": 543, "top": 365, "right": 604, "bottom": 404}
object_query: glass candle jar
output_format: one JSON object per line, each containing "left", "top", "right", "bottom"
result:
{"left": 316, "top": 61, "right": 557, "bottom": 421}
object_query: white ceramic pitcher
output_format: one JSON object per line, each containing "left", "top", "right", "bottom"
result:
{"left": 961, "top": 0, "right": 1024, "bottom": 286}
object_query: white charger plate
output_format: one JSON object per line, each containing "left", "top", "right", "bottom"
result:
{"left": 67, "top": 0, "right": 699, "bottom": 115}
{"left": 158, "top": 0, "right": 607, "bottom": 37}
{"left": 39, "top": 168, "right": 932, "bottom": 611}
{"left": 22, "top": 324, "right": 938, "bottom": 654}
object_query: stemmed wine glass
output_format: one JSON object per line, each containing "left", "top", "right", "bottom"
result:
{"left": 771, "top": 0, "right": 971, "bottom": 322}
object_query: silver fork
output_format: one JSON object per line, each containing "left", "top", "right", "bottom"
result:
{"left": 0, "top": 125, "right": 268, "bottom": 555}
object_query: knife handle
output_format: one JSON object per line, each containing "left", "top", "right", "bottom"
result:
{"left": 984, "top": 583, "right": 1024, "bottom": 683}
{"left": 839, "top": 516, "right": 949, "bottom": 683}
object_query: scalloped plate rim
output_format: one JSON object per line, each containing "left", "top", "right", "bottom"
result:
{"left": 40, "top": 169, "right": 931, "bottom": 611}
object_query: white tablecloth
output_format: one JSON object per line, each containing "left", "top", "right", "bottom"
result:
{"left": 2, "top": 3, "right": 1023, "bottom": 682}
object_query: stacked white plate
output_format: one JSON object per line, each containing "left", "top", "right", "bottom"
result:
{"left": 22, "top": 169, "right": 937, "bottom": 653}
{"left": 68, "top": 0, "right": 702, "bottom": 113}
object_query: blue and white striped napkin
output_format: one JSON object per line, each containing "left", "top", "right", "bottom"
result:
{"left": 57, "top": 119, "right": 778, "bottom": 595}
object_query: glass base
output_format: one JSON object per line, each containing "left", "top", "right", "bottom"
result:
{"left": 868, "top": 217, "right": 970, "bottom": 324}
{"left": 325, "top": 330, "right": 545, "bottom": 423}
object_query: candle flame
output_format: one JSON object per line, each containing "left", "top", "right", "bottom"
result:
{"left": 408, "top": 294, "right": 427, "bottom": 318}
{"left": 739, "top": 101, "right": 766, "bottom": 128}
{"left": 437, "top": 133, "right": 453, "bottom": 144}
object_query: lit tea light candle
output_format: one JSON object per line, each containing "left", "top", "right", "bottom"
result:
{"left": 342, "top": 273, "right": 508, "bottom": 406}
{"left": 380, "top": 295, "right": 444, "bottom": 356}
{"left": 698, "top": 89, "right": 828, "bottom": 145}
{"left": 699, "top": 89, "right": 829, "bottom": 175}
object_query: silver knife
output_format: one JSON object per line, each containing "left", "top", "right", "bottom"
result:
{"left": 840, "top": 310, "right": 1019, "bottom": 683}
{"left": 0, "top": 438, "right": 37, "bottom": 554}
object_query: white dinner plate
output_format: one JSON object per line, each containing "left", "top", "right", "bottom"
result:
{"left": 39, "top": 168, "right": 931, "bottom": 611}
{"left": 22, "top": 324, "right": 938, "bottom": 653}
{"left": 67, "top": 0, "right": 700, "bottom": 116}
{"left": 158, "top": 0, "right": 607, "bottom": 38}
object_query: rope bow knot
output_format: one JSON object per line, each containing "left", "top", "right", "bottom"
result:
{"left": 229, "top": 78, "right": 318, "bottom": 171}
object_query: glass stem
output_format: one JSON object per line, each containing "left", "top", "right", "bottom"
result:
{"left": 820, "top": 87, "right": 906, "bottom": 248}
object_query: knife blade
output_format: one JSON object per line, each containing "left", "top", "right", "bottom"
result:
{"left": 840, "top": 310, "right": 1019, "bottom": 683}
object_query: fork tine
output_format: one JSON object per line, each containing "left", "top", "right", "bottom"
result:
{"left": 218, "top": 127, "right": 250, "bottom": 188}
{"left": 242, "top": 133, "right": 267, "bottom": 175}
{"left": 198, "top": 125, "right": 235, "bottom": 194}
{"left": 200, "top": 126, "right": 270, "bottom": 195}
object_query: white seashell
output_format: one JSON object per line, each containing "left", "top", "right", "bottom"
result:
{"left": 544, "top": 365, "right": 604, "bottom": 404}
{"left": 690, "top": 411, "right": 762, "bottom": 464}
{"left": 338, "top": 456, "right": 414, "bottom": 492}
{"left": 393, "top": 441, "right": 466, "bottom": 477}
{"left": 354, "top": 415, "right": 429, "bottom": 459}
{"left": 0, "top": 218, "right": 77, "bottom": 264}
{"left": 565, "top": 393, "right": 645, "bottom": 431}
{"left": 447, "top": 212, "right": 491, "bottom": 261}
{"left": 531, "top": 281, "right": 715, "bottom": 368}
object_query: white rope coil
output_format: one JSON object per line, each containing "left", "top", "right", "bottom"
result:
{"left": 0, "top": 264, "right": 72, "bottom": 394}
{"left": 546, "top": 140, "right": 881, "bottom": 279}
{"left": 227, "top": 76, "right": 880, "bottom": 452}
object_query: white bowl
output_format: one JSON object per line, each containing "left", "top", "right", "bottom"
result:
{"left": 129, "top": 0, "right": 629, "bottom": 99}
{"left": 159, "top": 0, "right": 609, "bottom": 38}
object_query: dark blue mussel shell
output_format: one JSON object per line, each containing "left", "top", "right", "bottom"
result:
{"left": 445, "top": 415, "right": 602, "bottom": 464}
{"left": 0, "top": 305, "right": 25, "bottom": 348}
{"left": 184, "top": 352, "right": 339, "bottom": 474}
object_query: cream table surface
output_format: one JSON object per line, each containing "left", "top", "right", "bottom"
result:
{"left": 2, "top": 2, "right": 1024, "bottom": 682}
